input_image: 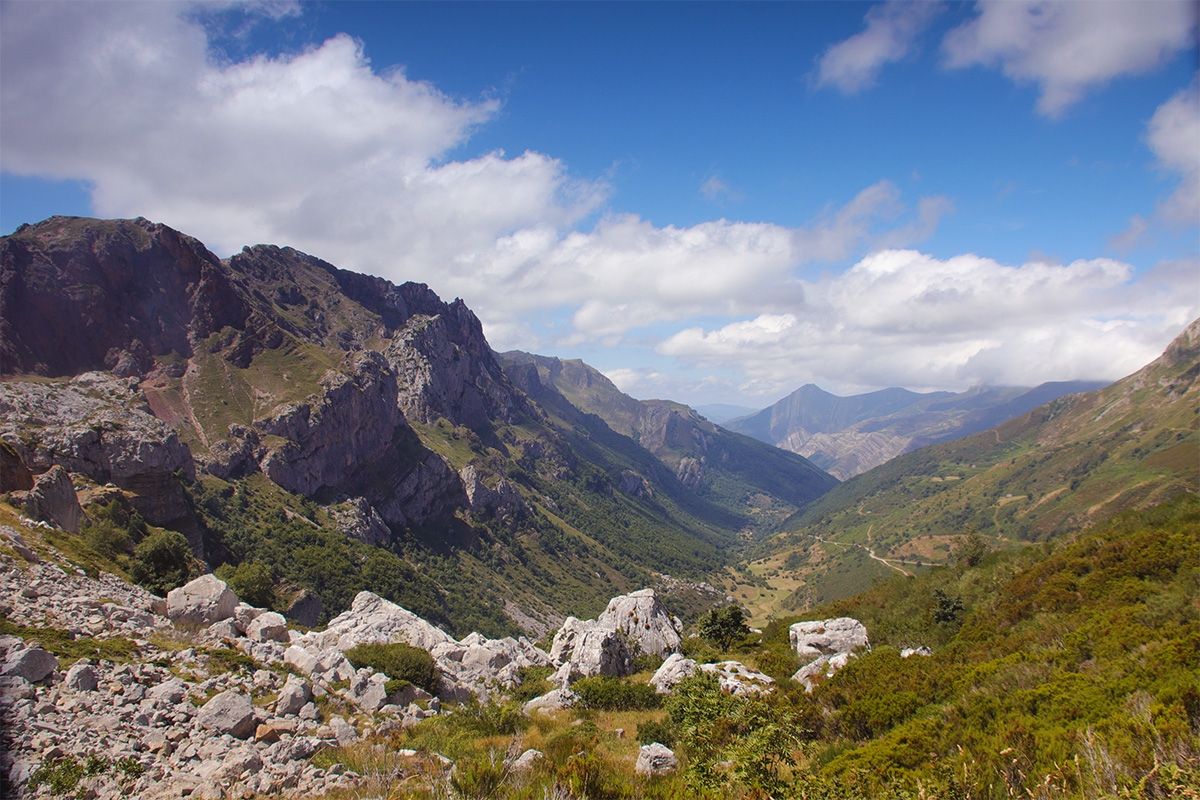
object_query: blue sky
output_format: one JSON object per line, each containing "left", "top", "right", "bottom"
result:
{"left": 2, "top": 1, "right": 1197, "bottom": 408}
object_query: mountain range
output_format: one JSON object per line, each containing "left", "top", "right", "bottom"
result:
{"left": 0, "top": 216, "right": 835, "bottom": 637}
{"left": 724, "top": 380, "right": 1108, "bottom": 480}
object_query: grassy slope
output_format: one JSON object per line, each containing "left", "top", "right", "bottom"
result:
{"left": 736, "top": 321, "right": 1199, "bottom": 611}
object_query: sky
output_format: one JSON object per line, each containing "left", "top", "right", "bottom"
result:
{"left": 1, "top": 1, "right": 1197, "bottom": 409}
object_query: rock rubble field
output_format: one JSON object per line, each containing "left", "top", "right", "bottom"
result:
{"left": 1, "top": 521, "right": 874, "bottom": 799}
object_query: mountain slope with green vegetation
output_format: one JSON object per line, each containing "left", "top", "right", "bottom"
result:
{"left": 501, "top": 351, "right": 839, "bottom": 534}
{"left": 264, "top": 497, "right": 1197, "bottom": 800}
{"left": 739, "top": 317, "right": 1199, "bottom": 610}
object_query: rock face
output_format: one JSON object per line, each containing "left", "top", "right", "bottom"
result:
{"left": 256, "top": 351, "right": 402, "bottom": 498}
{"left": 22, "top": 465, "right": 82, "bottom": 533}
{"left": 166, "top": 574, "right": 239, "bottom": 626}
{"left": 790, "top": 617, "right": 870, "bottom": 691}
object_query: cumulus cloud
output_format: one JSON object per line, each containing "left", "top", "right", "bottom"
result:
{"left": 1146, "top": 78, "right": 1200, "bottom": 226}
{"left": 463, "top": 180, "right": 951, "bottom": 349}
{"left": 659, "top": 249, "right": 1197, "bottom": 397}
{"left": 0, "top": 1, "right": 597, "bottom": 271}
{"left": 815, "top": 1, "right": 942, "bottom": 94}
{"left": 943, "top": 0, "right": 1198, "bottom": 117}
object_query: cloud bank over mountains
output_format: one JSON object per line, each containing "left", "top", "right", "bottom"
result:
{"left": 1, "top": 1, "right": 1195, "bottom": 404}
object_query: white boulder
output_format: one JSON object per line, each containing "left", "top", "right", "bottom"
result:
{"left": 789, "top": 617, "right": 870, "bottom": 692}
{"left": 167, "top": 575, "right": 239, "bottom": 626}
{"left": 636, "top": 743, "right": 678, "bottom": 776}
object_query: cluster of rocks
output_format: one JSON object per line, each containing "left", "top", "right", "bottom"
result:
{"left": 0, "top": 557, "right": 428, "bottom": 799}
{"left": 1, "top": 520, "right": 894, "bottom": 798}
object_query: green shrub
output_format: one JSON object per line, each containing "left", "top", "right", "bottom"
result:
{"left": 636, "top": 717, "right": 676, "bottom": 747}
{"left": 509, "top": 665, "right": 554, "bottom": 703}
{"left": 572, "top": 676, "right": 662, "bottom": 711}
{"left": 214, "top": 561, "right": 275, "bottom": 609}
{"left": 343, "top": 642, "right": 440, "bottom": 695}
{"left": 80, "top": 500, "right": 147, "bottom": 558}
{"left": 129, "top": 529, "right": 191, "bottom": 595}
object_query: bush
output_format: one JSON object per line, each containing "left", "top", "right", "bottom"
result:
{"left": 214, "top": 561, "right": 275, "bottom": 609}
{"left": 637, "top": 717, "right": 676, "bottom": 747}
{"left": 81, "top": 500, "right": 148, "bottom": 559}
{"left": 343, "top": 642, "right": 440, "bottom": 695}
{"left": 129, "top": 530, "right": 191, "bottom": 595}
{"left": 571, "top": 676, "right": 662, "bottom": 711}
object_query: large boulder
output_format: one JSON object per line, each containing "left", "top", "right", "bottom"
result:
{"left": 196, "top": 689, "right": 257, "bottom": 739}
{"left": 275, "top": 675, "right": 312, "bottom": 716}
{"left": 636, "top": 743, "right": 678, "bottom": 776}
{"left": 294, "top": 591, "right": 454, "bottom": 653}
{"left": 1, "top": 647, "right": 58, "bottom": 683}
{"left": 247, "top": 611, "right": 289, "bottom": 643}
{"left": 550, "top": 589, "right": 680, "bottom": 679}
{"left": 285, "top": 590, "right": 324, "bottom": 628}
{"left": 550, "top": 619, "right": 631, "bottom": 678}
{"left": 649, "top": 653, "right": 698, "bottom": 694}
{"left": 789, "top": 617, "right": 869, "bottom": 691}
{"left": 23, "top": 465, "right": 82, "bottom": 533}
{"left": 167, "top": 575, "right": 239, "bottom": 626}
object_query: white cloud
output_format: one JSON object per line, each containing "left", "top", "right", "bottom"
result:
{"left": 1146, "top": 78, "right": 1200, "bottom": 226}
{"left": 943, "top": 0, "right": 1198, "bottom": 117}
{"left": 659, "top": 249, "right": 1198, "bottom": 397}
{"left": 816, "top": 1, "right": 942, "bottom": 94}
{"left": 0, "top": 2, "right": 595, "bottom": 272}
{"left": 465, "top": 181, "right": 950, "bottom": 348}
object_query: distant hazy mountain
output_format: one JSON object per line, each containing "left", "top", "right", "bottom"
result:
{"left": 694, "top": 403, "right": 760, "bottom": 424}
{"left": 724, "top": 380, "right": 1108, "bottom": 479}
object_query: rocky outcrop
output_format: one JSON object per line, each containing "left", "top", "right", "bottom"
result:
{"left": 596, "top": 589, "right": 682, "bottom": 659}
{"left": 22, "top": 465, "right": 82, "bottom": 533}
{"left": 0, "top": 373, "right": 195, "bottom": 524}
{"left": 296, "top": 591, "right": 455, "bottom": 654}
{"left": 459, "top": 465, "right": 525, "bottom": 517}
{"left": 256, "top": 352, "right": 402, "bottom": 497}
{"left": 328, "top": 497, "right": 391, "bottom": 548}
{"left": 649, "top": 653, "right": 775, "bottom": 697}
{"left": 549, "top": 617, "right": 631, "bottom": 679}
{"left": 0, "top": 216, "right": 244, "bottom": 379}
{"left": 790, "top": 617, "right": 869, "bottom": 691}
{"left": 384, "top": 292, "right": 520, "bottom": 432}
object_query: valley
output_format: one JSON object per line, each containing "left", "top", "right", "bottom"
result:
{"left": 1, "top": 216, "right": 1197, "bottom": 800}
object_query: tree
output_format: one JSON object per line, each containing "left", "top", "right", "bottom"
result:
{"left": 951, "top": 529, "right": 989, "bottom": 568}
{"left": 697, "top": 604, "right": 751, "bottom": 651}
{"left": 931, "top": 588, "right": 964, "bottom": 624}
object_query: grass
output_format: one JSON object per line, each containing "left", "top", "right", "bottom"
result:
{"left": 0, "top": 617, "right": 140, "bottom": 667}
